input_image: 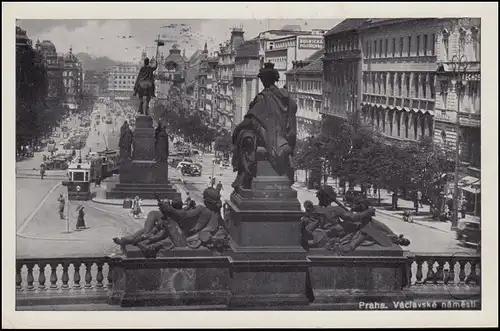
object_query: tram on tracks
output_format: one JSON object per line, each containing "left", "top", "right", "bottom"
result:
{"left": 62, "top": 159, "right": 92, "bottom": 201}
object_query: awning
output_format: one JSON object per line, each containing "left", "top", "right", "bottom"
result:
{"left": 458, "top": 175, "right": 481, "bottom": 194}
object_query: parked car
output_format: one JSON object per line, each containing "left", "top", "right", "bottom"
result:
{"left": 181, "top": 163, "right": 202, "bottom": 176}
{"left": 455, "top": 218, "right": 481, "bottom": 248}
{"left": 344, "top": 189, "right": 366, "bottom": 207}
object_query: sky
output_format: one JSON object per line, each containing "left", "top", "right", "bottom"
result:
{"left": 17, "top": 19, "right": 342, "bottom": 63}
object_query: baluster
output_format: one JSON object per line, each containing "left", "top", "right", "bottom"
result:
{"left": 26, "top": 264, "right": 35, "bottom": 291}
{"left": 61, "top": 262, "right": 70, "bottom": 290}
{"left": 38, "top": 262, "right": 47, "bottom": 291}
{"left": 16, "top": 264, "right": 23, "bottom": 290}
{"left": 415, "top": 259, "right": 423, "bottom": 285}
{"left": 443, "top": 261, "right": 451, "bottom": 285}
{"left": 465, "top": 261, "right": 480, "bottom": 285}
{"left": 73, "top": 261, "right": 82, "bottom": 289}
{"left": 95, "top": 262, "right": 104, "bottom": 288}
{"left": 458, "top": 259, "right": 467, "bottom": 286}
{"left": 423, "top": 260, "right": 435, "bottom": 285}
{"left": 107, "top": 263, "right": 113, "bottom": 289}
{"left": 434, "top": 259, "right": 444, "bottom": 285}
{"left": 84, "top": 262, "right": 93, "bottom": 288}
{"left": 49, "top": 263, "right": 59, "bottom": 290}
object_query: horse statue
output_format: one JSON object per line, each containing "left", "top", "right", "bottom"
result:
{"left": 231, "top": 62, "right": 297, "bottom": 189}
{"left": 133, "top": 36, "right": 164, "bottom": 116}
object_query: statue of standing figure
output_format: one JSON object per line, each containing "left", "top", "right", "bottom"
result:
{"left": 119, "top": 121, "right": 134, "bottom": 161}
{"left": 154, "top": 122, "right": 169, "bottom": 162}
{"left": 231, "top": 62, "right": 297, "bottom": 189}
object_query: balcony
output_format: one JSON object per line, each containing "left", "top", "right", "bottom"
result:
{"left": 15, "top": 252, "right": 480, "bottom": 309}
{"left": 363, "top": 94, "right": 435, "bottom": 112}
{"left": 324, "top": 49, "right": 361, "bottom": 61}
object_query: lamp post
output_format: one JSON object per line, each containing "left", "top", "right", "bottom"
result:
{"left": 449, "top": 45, "right": 469, "bottom": 230}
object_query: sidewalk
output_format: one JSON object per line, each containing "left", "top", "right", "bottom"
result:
{"left": 292, "top": 182, "right": 455, "bottom": 235}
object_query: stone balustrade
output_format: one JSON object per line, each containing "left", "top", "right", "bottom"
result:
{"left": 16, "top": 252, "right": 481, "bottom": 308}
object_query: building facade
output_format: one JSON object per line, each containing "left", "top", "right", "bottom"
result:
{"left": 214, "top": 28, "right": 245, "bottom": 130}
{"left": 433, "top": 18, "right": 481, "bottom": 168}
{"left": 264, "top": 32, "right": 325, "bottom": 89}
{"left": 62, "top": 47, "right": 83, "bottom": 110}
{"left": 233, "top": 38, "right": 260, "bottom": 125}
{"left": 36, "top": 39, "right": 65, "bottom": 102}
{"left": 107, "top": 63, "right": 140, "bottom": 100}
{"left": 286, "top": 49, "right": 324, "bottom": 139}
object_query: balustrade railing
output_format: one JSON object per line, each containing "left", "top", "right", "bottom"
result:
{"left": 16, "top": 253, "right": 481, "bottom": 306}
{"left": 405, "top": 252, "right": 481, "bottom": 289}
{"left": 16, "top": 257, "right": 113, "bottom": 294}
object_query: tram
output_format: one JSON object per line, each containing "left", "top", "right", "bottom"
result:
{"left": 62, "top": 159, "right": 92, "bottom": 201}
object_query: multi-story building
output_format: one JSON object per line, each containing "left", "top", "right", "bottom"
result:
{"left": 434, "top": 18, "right": 481, "bottom": 169}
{"left": 233, "top": 38, "right": 260, "bottom": 125}
{"left": 185, "top": 49, "right": 204, "bottom": 112}
{"left": 262, "top": 29, "right": 326, "bottom": 89}
{"left": 322, "top": 19, "right": 365, "bottom": 121}
{"left": 195, "top": 43, "right": 211, "bottom": 116}
{"left": 205, "top": 56, "right": 219, "bottom": 124}
{"left": 359, "top": 19, "right": 440, "bottom": 142}
{"left": 107, "top": 63, "right": 140, "bottom": 100}
{"left": 36, "top": 39, "right": 65, "bottom": 102}
{"left": 286, "top": 49, "right": 324, "bottom": 139}
{"left": 62, "top": 47, "right": 83, "bottom": 110}
{"left": 214, "top": 28, "right": 245, "bottom": 130}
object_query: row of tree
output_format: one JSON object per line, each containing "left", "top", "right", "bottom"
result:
{"left": 293, "top": 112, "right": 455, "bottom": 200}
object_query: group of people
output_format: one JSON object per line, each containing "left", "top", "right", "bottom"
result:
{"left": 208, "top": 177, "right": 223, "bottom": 193}
{"left": 57, "top": 193, "right": 86, "bottom": 229}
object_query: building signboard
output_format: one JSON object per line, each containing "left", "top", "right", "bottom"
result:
{"left": 298, "top": 37, "right": 324, "bottom": 49}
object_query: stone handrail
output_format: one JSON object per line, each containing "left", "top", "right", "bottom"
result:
{"left": 16, "top": 252, "right": 481, "bottom": 307}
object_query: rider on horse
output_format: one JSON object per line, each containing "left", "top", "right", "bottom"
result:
{"left": 133, "top": 57, "right": 157, "bottom": 114}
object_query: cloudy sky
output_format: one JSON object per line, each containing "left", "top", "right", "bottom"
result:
{"left": 17, "top": 19, "right": 341, "bottom": 62}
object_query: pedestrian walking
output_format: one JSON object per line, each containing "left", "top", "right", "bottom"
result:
{"left": 417, "top": 190, "right": 423, "bottom": 208}
{"left": 95, "top": 175, "right": 101, "bottom": 188}
{"left": 211, "top": 177, "right": 216, "bottom": 188}
{"left": 391, "top": 191, "right": 398, "bottom": 210}
{"left": 414, "top": 198, "right": 419, "bottom": 215}
{"left": 208, "top": 177, "right": 213, "bottom": 188}
{"left": 76, "top": 206, "right": 87, "bottom": 229}
{"left": 40, "top": 167, "right": 46, "bottom": 180}
{"left": 216, "top": 181, "right": 223, "bottom": 193}
{"left": 58, "top": 194, "right": 66, "bottom": 220}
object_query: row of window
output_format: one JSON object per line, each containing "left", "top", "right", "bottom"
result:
{"left": 112, "top": 75, "right": 136, "bottom": 80}
{"left": 364, "top": 109, "right": 433, "bottom": 140}
{"left": 365, "top": 34, "right": 436, "bottom": 59}
{"left": 298, "top": 98, "right": 322, "bottom": 112}
{"left": 439, "top": 80, "right": 480, "bottom": 112}
{"left": 269, "top": 39, "right": 296, "bottom": 50}
{"left": 326, "top": 36, "right": 359, "bottom": 54}
{"left": 295, "top": 79, "right": 322, "bottom": 93}
{"left": 267, "top": 56, "right": 287, "bottom": 70}
{"left": 363, "top": 72, "right": 436, "bottom": 100}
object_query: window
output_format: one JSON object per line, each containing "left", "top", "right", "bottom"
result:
{"left": 405, "top": 74, "right": 411, "bottom": 98}
{"left": 399, "top": 37, "right": 404, "bottom": 57}
{"left": 443, "top": 35, "right": 449, "bottom": 61}
{"left": 372, "top": 73, "right": 376, "bottom": 93}
{"left": 430, "top": 74, "right": 436, "bottom": 99}
{"left": 469, "top": 81, "right": 480, "bottom": 113}
{"left": 416, "top": 35, "right": 420, "bottom": 56}
{"left": 407, "top": 36, "right": 412, "bottom": 56}
{"left": 392, "top": 38, "right": 396, "bottom": 57}
{"left": 440, "top": 81, "right": 449, "bottom": 108}
{"left": 423, "top": 35, "right": 428, "bottom": 56}
{"left": 379, "top": 40, "right": 383, "bottom": 58}
{"left": 315, "top": 100, "right": 321, "bottom": 111}
{"left": 414, "top": 74, "right": 419, "bottom": 98}
{"left": 385, "top": 39, "right": 388, "bottom": 57}
{"left": 374, "top": 40, "right": 377, "bottom": 58}
{"left": 422, "top": 75, "right": 427, "bottom": 99}
{"left": 299, "top": 98, "right": 304, "bottom": 108}
{"left": 383, "top": 73, "right": 387, "bottom": 95}
{"left": 397, "top": 73, "right": 402, "bottom": 96}
{"left": 472, "top": 27, "right": 480, "bottom": 61}
{"left": 389, "top": 73, "right": 394, "bottom": 95}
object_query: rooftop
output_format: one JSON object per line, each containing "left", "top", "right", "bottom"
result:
{"left": 324, "top": 18, "right": 423, "bottom": 36}
{"left": 235, "top": 38, "right": 260, "bottom": 59}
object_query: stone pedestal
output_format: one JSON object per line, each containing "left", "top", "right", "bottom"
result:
{"left": 226, "top": 160, "right": 309, "bottom": 308}
{"left": 106, "top": 115, "right": 180, "bottom": 201}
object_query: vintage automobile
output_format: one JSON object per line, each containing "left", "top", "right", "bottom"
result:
{"left": 344, "top": 189, "right": 366, "bottom": 207}
{"left": 43, "top": 157, "right": 69, "bottom": 170}
{"left": 181, "top": 163, "right": 202, "bottom": 176}
{"left": 455, "top": 217, "right": 481, "bottom": 248}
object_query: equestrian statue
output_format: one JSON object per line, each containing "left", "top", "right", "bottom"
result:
{"left": 133, "top": 35, "right": 164, "bottom": 116}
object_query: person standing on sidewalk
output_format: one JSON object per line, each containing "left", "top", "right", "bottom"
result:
{"left": 417, "top": 190, "right": 423, "bottom": 208}
{"left": 391, "top": 191, "right": 398, "bottom": 210}
{"left": 216, "top": 181, "right": 223, "bottom": 193}
{"left": 58, "top": 194, "right": 66, "bottom": 220}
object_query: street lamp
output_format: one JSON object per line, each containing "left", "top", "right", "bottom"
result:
{"left": 449, "top": 44, "right": 469, "bottom": 230}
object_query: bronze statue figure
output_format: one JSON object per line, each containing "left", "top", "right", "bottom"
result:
{"left": 154, "top": 122, "right": 169, "bottom": 162}
{"left": 113, "top": 188, "right": 229, "bottom": 258}
{"left": 231, "top": 62, "right": 297, "bottom": 189}
{"left": 118, "top": 121, "right": 133, "bottom": 161}
{"left": 301, "top": 186, "right": 410, "bottom": 254}
{"left": 133, "top": 57, "right": 157, "bottom": 116}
